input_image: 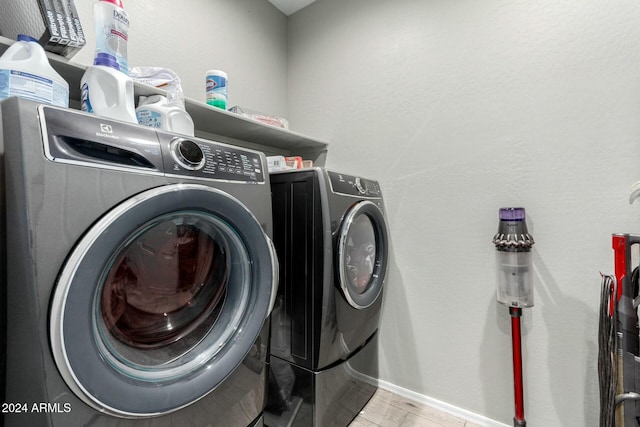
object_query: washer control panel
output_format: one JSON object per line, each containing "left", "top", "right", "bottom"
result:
{"left": 328, "top": 171, "right": 381, "bottom": 198}
{"left": 160, "top": 135, "right": 264, "bottom": 182}
{"left": 40, "top": 106, "right": 265, "bottom": 184}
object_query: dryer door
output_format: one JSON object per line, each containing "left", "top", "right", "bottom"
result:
{"left": 50, "top": 183, "right": 277, "bottom": 418}
{"left": 336, "top": 200, "right": 388, "bottom": 309}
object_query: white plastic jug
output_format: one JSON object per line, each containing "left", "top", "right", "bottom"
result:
{"left": 136, "top": 94, "right": 195, "bottom": 136}
{"left": 80, "top": 53, "right": 136, "bottom": 123}
{"left": 0, "top": 35, "right": 69, "bottom": 107}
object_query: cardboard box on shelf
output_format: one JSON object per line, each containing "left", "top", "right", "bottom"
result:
{"left": 0, "top": 0, "right": 85, "bottom": 57}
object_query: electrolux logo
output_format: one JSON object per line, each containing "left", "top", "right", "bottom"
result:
{"left": 96, "top": 123, "right": 119, "bottom": 140}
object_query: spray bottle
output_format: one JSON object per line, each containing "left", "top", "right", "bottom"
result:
{"left": 94, "top": 0, "right": 130, "bottom": 74}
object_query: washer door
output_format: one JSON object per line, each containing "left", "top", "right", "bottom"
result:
{"left": 336, "top": 200, "right": 388, "bottom": 309}
{"left": 50, "top": 184, "right": 276, "bottom": 418}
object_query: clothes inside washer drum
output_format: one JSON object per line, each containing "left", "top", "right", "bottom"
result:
{"left": 344, "top": 215, "right": 376, "bottom": 294}
{"left": 100, "top": 221, "right": 228, "bottom": 349}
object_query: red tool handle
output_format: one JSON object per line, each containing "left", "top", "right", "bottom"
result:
{"left": 510, "top": 307, "right": 526, "bottom": 426}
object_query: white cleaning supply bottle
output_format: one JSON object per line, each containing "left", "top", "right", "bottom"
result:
{"left": 94, "top": 0, "right": 129, "bottom": 74}
{"left": 0, "top": 35, "right": 69, "bottom": 107}
{"left": 136, "top": 94, "right": 195, "bottom": 136}
{"left": 81, "top": 53, "right": 136, "bottom": 123}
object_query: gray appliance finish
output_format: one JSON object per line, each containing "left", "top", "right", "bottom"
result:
{"left": 0, "top": 98, "right": 278, "bottom": 427}
{"left": 266, "top": 168, "right": 388, "bottom": 427}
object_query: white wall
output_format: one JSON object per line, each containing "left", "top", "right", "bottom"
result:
{"left": 71, "top": 0, "right": 289, "bottom": 118}
{"left": 288, "top": 0, "right": 640, "bottom": 425}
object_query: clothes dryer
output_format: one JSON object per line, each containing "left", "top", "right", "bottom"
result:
{"left": 266, "top": 168, "right": 388, "bottom": 427}
{"left": 0, "top": 98, "right": 278, "bottom": 427}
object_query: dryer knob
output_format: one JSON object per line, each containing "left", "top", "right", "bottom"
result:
{"left": 355, "top": 177, "right": 366, "bottom": 195}
{"left": 171, "top": 138, "right": 205, "bottom": 170}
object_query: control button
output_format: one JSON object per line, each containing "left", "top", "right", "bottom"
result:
{"left": 170, "top": 138, "right": 206, "bottom": 170}
{"left": 355, "top": 177, "right": 366, "bottom": 195}
{"left": 177, "top": 140, "right": 203, "bottom": 165}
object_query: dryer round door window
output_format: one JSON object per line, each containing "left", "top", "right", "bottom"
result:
{"left": 49, "top": 184, "right": 276, "bottom": 418}
{"left": 337, "top": 200, "right": 388, "bottom": 309}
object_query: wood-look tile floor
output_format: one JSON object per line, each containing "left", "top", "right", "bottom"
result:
{"left": 350, "top": 389, "right": 482, "bottom": 427}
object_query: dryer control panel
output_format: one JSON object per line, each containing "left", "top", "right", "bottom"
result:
{"left": 328, "top": 171, "right": 381, "bottom": 198}
{"left": 40, "top": 106, "right": 265, "bottom": 183}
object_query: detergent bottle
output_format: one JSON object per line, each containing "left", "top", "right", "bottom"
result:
{"left": 136, "top": 94, "right": 195, "bottom": 136}
{"left": 80, "top": 53, "right": 136, "bottom": 123}
{"left": 94, "top": 0, "right": 130, "bottom": 74}
{"left": 0, "top": 35, "right": 69, "bottom": 107}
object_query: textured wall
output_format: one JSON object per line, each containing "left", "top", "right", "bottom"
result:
{"left": 71, "top": 0, "right": 289, "bottom": 118}
{"left": 288, "top": 0, "right": 640, "bottom": 425}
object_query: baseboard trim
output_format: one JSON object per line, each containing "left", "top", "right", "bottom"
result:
{"left": 377, "top": 380, "right": 511, "bottom": 427}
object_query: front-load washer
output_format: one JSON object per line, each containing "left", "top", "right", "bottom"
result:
{"left": 265, "top": 168, "right": 389, "bottom": 427}
{"left": 0, "top": 97, "right": 278, "bottom": 427}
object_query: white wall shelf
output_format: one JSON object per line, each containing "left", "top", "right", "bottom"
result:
{"left": 0, "top": 35, "right": 328, "bottom": 164}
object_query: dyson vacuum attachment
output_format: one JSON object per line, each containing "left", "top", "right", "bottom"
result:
{"left": 493, "top": 207, "right": 534, "bottom": 427}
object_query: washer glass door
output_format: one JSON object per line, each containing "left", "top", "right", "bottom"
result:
{"left": 50, "top": 184, "right": 276, "bottom": 418}
{"left": 337, "top": 200, "right": 388, "bottom": 309}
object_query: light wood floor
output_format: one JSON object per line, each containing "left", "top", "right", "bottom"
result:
{"left": 350, "top": 389, "right": 483, "bottom": 427}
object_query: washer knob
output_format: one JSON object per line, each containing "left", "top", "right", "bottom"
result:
{"left": 171, "top": 138, "right": 205, "bottom": 170}
{"left": 355, "top": 177, "right": 366, "bottom": 195}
